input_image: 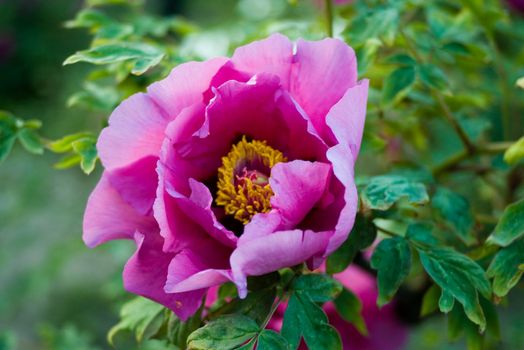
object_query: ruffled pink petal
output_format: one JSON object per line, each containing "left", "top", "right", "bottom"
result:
{"left": 325, "top": 80, "right": 369, "bottom": 159}
{"left": 231, "top": 230, "right": 334, "bottom": 298}
{"left": 123, "top": 231, "right": 205, "bottom": 321}
{"left": 83, "top": 172, "right": 156, "bottom": 248}
{"left": 269, "top": 160, "right": 331, "bottom": 228}
{"left": 107, "top": 156, "right": 158, "bottom": 216}
{"left": 147, "top": 57, "right": 229, "bottom": 119}
{"left": 97, "top": 93, "right": 168, "bottom": 171}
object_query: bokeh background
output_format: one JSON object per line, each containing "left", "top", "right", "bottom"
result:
{"left": 1, "top": 0, "right": 523, "bottom": 349}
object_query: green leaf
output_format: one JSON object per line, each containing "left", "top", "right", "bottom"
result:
{"left": 64, "top": 9, "right": 113, "bottom": 29}
{"left": 292, "top": 274, "right": 342, "bottom": 303}
{"left": 333, "top": 288, "right": 368, "bottom": 336}
{"left": 487, "top": 198, "right": 524, "bottom": 247}
{"left": 517, "top": 77, "right": 524, "bottom": 89}
{"left": 53, "top": 153, "right": 82, "bottom": 170}
{"left": 0, "top": 134, "right": 16, "bottom": 165}
{"left": 167, "top": 308, "right": 203, "bottom": 349}
{"left": 48, "top": 133, "right": 93, "bottom": 153}
{"left": 257, "top": 330, "right": 289, "bottom": 350}
{"left": 382, "top": 66, "right": 416, "bottom": 104}
{"left": 64, "top": 42, "right": 164, "bottom": 75}
{"left": 447, "top": 305, "right": 483, "bottom": 350}
{"left": 370, "top": 237, "right": 412, "bottom": 306}
{"left": 385, "top": 53, "right": 416, "bottom": 66}
{"left": 281, "top": 293, "right": 341, "bottom": 350}
{"left": 326, "top": 215, "right": 377, "bottom": 274}
{"left": 486, "top": 239, "right": 524, "bottom": 297}
{"left": 72, "top": 138, "right": 98, "bottom": 174}
{"left": 417, "top": 63, "right": 449, "bottom": 91}
{"left": 67, "top": 83, "right": 120, "bottom": 111}
{"left": 218, "top": 288, "right": 276, "bottom": 326}
{"left": 17, "top": 129, "right": 44, "bottom": 155}
{"left": 439, "top": 290, "right": 455, "bottom": 313}
{"left": 504, "top": 136, "right": 524, "bottom": 165}
{"left": 420, "top": 284, "right": 440, "bottom": 317}
{"left": 187, "top": 314, "right": 259, "bottom": 350}
{"left": 416, "top": 246, "right": 491, "bottom": 331}
{"left": 432, "top": 187, "right": 476, "bottom": 245}
{"left": 108, "top": 297, "right": 165, "bottom": 345}
{"left": 362, "top": 175, "right": 429, "bottom": 210}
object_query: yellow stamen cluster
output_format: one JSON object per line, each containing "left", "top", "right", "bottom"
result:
{"left": 216, "top": 137, "right": 286, "bottom": 224}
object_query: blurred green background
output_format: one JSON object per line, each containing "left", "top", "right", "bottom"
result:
{"left": 0, "top": 0, "right": 523, "bottom": 349}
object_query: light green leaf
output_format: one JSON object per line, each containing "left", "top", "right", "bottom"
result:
{"left": 257, "top": 330, "right": 289, "bottom": 350}
{"left": 370, "top": 237, "right": 412, "bottom": 306}
{"left": 486, "top": 239, "right": 524, "bottom": 297}
{"left": 108, "top": 297, "right": 165, "bottom": 345}
{"left": 72, "top": 138, "right": 98, "bottom": 174}
{"left": 487, "top": 198, "right": 524, "bottom": 247}
{"left": 420, "top": 284, "right": 440, "bottom": 317}
{"left": 187, "top": 314, "right": 259, "bottom": 350}
{"left": 432, "top": 187, "right": 476, "bottom": 245}
{"left": 17, "top": 129, "right": 44, "bottom": 155}
{"left": 0, "top": 134, "right": 16, "bottom": 165}
{"left": 67, "top": 83, "right": 120, "bottom": 111}
{"left": 504, "top": 136, "right": 524, "bottom": 165}
{"left": 516, "top": 77, "right": 524, "bottom": 89}
{"left": 327, "top": 215, "right": 377, "bottom": 274}
{"left": 48, "top": 133, "right": 94, "bottom": 153}
{"left": 53, "top": 153, "right": 82, "bottom": 170}
{"left": 334, "top": 288, "right": 368, "bottom": 336}
{"left": 362, "top": 175, "right": 429, "bottom": 210}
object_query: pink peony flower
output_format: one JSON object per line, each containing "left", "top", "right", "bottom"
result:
{"left": 83, "top": 33, "right": 368, "bottom": 320}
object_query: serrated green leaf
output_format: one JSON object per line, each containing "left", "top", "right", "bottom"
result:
{"left": 416, "top": 246, "right": 491, "bottom": 331}
{"left": 281, "top": 292, "right": 341, "bottom": 350}
{"left": 257, "top": 330, "right": 289, "bottom": 350}
{"left": 382, "top": 66, "right": 416, "bottom": 104}
{"left": 187, "top": 314, "right": 259, "bottom": 350}
{"left": 432, "top": 187, "right": 476, "bottom": 245}
{"left": 333, "top": 288, "right": 368, "bottom": 336}
{"left": 362, "top": 175, "right": 429, "bottom": 210}
{"left": 504, "top": 136, "right": 524, "bottom": 165}
{"left": 108, "top": 297, "right": 165, "bottom": 345}
{"left": 487, "top": 198, "right": 524, "bottom": 247}
{"left": 486, "top": 239, "right": 524, "bottom": 297}
{"left": 417, "top": 63, "right": 449, "bottom": 91}
{"left": 327, "top": 215, "right": 377, "bottom": 274}
{"left": 370, "top": 237, "right": 411, "bottom": 306}
{"left": 17, "top": 129, "right": 44, "bottom": 155}
{"left": 420, "top": 284, "right": 440, "bottom": 317}
{"left": 292, "top": 274, "right": 342, "bottom": 303}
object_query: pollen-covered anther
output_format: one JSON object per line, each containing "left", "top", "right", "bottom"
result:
{"left": 216, "top": 137, "right": 286, "bottom": 224}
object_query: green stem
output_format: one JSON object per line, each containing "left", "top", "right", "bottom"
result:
{"left": 324, "top": 0, "right": 334, "bottom": 37}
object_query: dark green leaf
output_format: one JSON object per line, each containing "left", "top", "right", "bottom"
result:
{"left": 0, "top": 134, "right": 16, "bottom": 165}
{"left": 292, "top": 274, "right": 342, "bottom": 303}
{"left": 487, "top": 199, "right": 524, "bottom": 247}
{"left": 168, "top": 308, "right": 203, "bottom": 349}
{"left": 370, "top": 237, "right": 412, "bottom": 306}
{"left": 281, "top": 293, "right": 341, "bottom": 350}
{"left": 362, "top": 175, "right": 429, "bottom": 210}
{"left": 186, "top": 314, "right": 259, "bottom": 350}
{"left": 327, "top": 215, "right": 377, "bottom": 274}
{"left": 334, "top": 288, "right": 368, "bottom": 336}
{"left": 385, "top": 54, "right": 416, "bottom": 66}
{"left": 108, "top": 297, "right": 165, "bottom": 345}
{"left": 17, "top": 129, "right": 44, "bottom": 155}
{"left": 417, "top": 63, "right": 449, "bottom": 91}
{"left": 257, "top": 330, "right": 289, "bottom": 350}
{"left": 486, "top": 239, "right": 524, "bottom": 297}
{"left": 382, "top": 66, "right": 416, "bottom": 104}
{"left": 432, "top": 187, "right": 476, "bottom": 245}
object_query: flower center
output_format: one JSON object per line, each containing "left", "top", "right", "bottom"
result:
{"left": 216, "top": 136, "right": 286, "bottom": 224}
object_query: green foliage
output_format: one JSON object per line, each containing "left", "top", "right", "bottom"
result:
{"left": 370, "top": 237, "right": 412, "bottom": 306}
{"left": 504, "top": 136, "right": 524, "bottom": 165}
{"left": 0, "top": 111, "right": 45, "bottom": 164}
{"left": 333, "top": 288, "right": 368, "bottom": 336}
{"left": 326, "top": 214, "right": 377, "bottom": 274}
{"left": 361, "top": 174, "right": 429, "bottom": 210}
{"left": 487, "top": 239, "right": 524, "bottom": 298}
{"left": 487, "top": 198, "right": 524, "bottom": 247}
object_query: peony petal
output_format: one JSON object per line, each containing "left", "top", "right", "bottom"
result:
{"left": 147, "top": 57, "right": 229, "bottom": 118}
{"left": 269, "top": 160, "right": 331, "bottom": 228}
{"left": 83, "top": 172, "right": 156, "bottom": 248}
{"left": 107, "top": 156, "right": 158, "bottom": 216}
{"left": 97, "top": 93, "right": 168, "bottom": 171}
{"left": 231, "top": 230, "right": 333, "bottom": 297}
{"left": 291, "top": 38, "right": 358, "bottom": 141}
{"left": 123, "top": 231, "right": 205, "bottom": 321}
{"left": 325, "top": 80, "right": 369, "bottom": 158}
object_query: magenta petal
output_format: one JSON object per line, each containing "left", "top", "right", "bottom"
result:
{"left": 147, "top": 57, "right": 229, "bottom": 118}
{"left": 97, "top": 93, "right": 168, "bottom": 171}
{"left": 231, "top": 230, "right": 333, "bottom": 297}
{"left": 124, "top": 231, "right": 205, "bottom": 321}
{"left": 270, "top": 160, "right": 331, "bottom": 228}
{"left": 231, "top": 33, "right": 293, "bottom": 88}
{"left": 107, "top": 156, "right": 158, "bottom": 216}
{"left": 325, "top": 80, "right": 369, "bottom": 158}
{"left": 83, "top": 172, "right": 156, "bottom": 248}
{"left": 166, "top": 268, "right": 232, "bottom": 293}
{"left": 291, "top": 38, "right": 357, "bottom": 141}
